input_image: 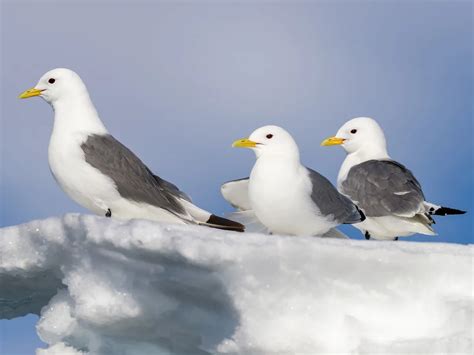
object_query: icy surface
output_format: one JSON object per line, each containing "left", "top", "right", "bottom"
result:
{"left": 0, "top": 214, "right": 472, "bottom": 354}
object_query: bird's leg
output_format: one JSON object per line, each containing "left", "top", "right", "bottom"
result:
{"left": 105, "top": 209, "right": 112, "bottom": 218}
{"left": 393, "top": 237, "right": 399, "bottom": 241}
{"left": 364, "top": 231, "right": 371, "bottom": 240}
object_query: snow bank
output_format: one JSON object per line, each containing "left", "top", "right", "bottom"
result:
{"left": 1, "top": 214, "right": 472, "bottom": 354}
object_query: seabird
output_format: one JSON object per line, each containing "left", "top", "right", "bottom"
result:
{"left": 227, "top": 125, "right": 365, "bottom": 236}
{"left": 321, "top": 117, "right": 466, "bottom": 240}
{"left": 19, "top": 68, "right": 244, "bottom": 232}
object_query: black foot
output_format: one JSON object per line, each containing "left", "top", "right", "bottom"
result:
{"left": 393, "top": 237, "right": 399, "bottom": 241}
{"left": 105, "top": 209, "right": 112, "bottom": 218}
{"left": 365, "top": 231, "right": 371, "bottom": 240}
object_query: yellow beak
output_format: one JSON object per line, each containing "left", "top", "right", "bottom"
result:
{"left": 321, "top": 136, "right": 345, "bottom": 146}
{"left": 232, "top": 138, "right": 258, "bottom": 148}
{"left": 18, "top": 87, "right": 44, "bottom": 99}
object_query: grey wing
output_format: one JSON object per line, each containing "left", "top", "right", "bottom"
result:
{"left": 307, "top": 168, "right": 364, "bottom": 224}
{"left": 340, "top": 160, "right": 425, "bottom": 217}
{"left": 81, "top": 134, "right": 187, "bottom": 216}
{"left": 153, "top": 174, "right": 192, "bottom": 202}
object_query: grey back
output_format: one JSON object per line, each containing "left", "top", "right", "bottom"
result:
{"left": 307, "top": 168, "right": 364, "bottom": 224}
{"left": 340, "top": 159, "right": 425, "bottom": 217}
{"left": 82, "top": 134, "right": 186, "bottom": 215}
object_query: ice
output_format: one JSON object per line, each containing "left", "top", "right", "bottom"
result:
{"left": 1, "top": 214, "right": 472, "bottom": 354}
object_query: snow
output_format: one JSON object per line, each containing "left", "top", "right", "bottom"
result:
{"left": 1, "top": 214, "right": 472, "bottom": 354}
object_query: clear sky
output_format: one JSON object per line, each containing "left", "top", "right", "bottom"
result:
{"left": 1, "top": 1, "right": 472, "bottom": 353}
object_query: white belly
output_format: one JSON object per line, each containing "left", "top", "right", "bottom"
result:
{"left": 353, "top": 216, "right": 436, "bottom": 240}
{"left": 248, "top": 161, "right": 335, "bottom": 236}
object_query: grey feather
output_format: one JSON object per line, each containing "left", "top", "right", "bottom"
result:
{"left": 152, "top": 174, "right": 192, "bottom": 202}
{"left": 340, "top": 160, "right": 425, "bottom": 217}
{"left": 81, "top": 134, "right": 186, "bottom": 215}
{"left": 307, "top": 168, "right": 364, "bottom": 224}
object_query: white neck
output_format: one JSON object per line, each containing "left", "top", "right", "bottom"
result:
{"left": 253, "top": 153, "right": 302, "bottom": 177}
{"left": 337, "top": 145, "right": 390, "bottom": 187}
{"left": 51, "top": 93, "right": 108, "bottom": 137}
{"left": 352, "top": 142, "right": 390, "bottom": 162}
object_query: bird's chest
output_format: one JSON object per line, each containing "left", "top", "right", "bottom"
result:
{"left": 248, "top": 160, "right": 313, "bottom": 224}
{"left": 49, "top": 132, "right": 85, "bottom": 184}
{"left": 337, "top": 155, "right": 362, "bottom": 191}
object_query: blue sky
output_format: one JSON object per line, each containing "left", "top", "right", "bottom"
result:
{"left": 1, "top": 1, "right": 472, "bottom": 353}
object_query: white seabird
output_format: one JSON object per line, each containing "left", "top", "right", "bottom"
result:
{"left": 321, "top": 117, "right": 466, "bottom": 240}
{"left": 228, "top": 125, "right": 365, "bottom": 236}
{"left": 19, "top": 68, "right": 244, "bottom": 232}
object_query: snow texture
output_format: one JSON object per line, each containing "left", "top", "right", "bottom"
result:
{"left": 1, "top": 214, "right": 472, "bottom": 354}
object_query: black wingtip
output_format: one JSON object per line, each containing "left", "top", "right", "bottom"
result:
{"left": 206, "top": 215, "right": 245, "bottom": 232}
{"left": 434, "top": 207, "right": 467, "bottom": 216}
{"left": 356, "top": 205, "right": 366, "bottom": 222}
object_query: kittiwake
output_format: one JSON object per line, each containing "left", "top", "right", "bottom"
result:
{"left": 228, "top": 125, "right": 365, "bottom": 237}
{"left": 19, "top": 68, "right": 244, "bottom": 232}
{"left": 321, "top": 117, "right": 466, "bottom": 240}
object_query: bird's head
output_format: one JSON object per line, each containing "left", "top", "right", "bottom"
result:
{"left": 321, "top": 117, "right": 387, "bottom": 155}
{"left": 19, "top": 68, "right": 88, "bottom": 105}
{"left": 232, "top": 125, "right": 300, "bottom": 159}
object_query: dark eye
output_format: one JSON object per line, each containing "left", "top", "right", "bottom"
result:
{"left": 350, "top": 129, "right": 357, "bottom": 134}
{"left": 48, "top": 78, "right": 55, "bottom": 84}
{"left": 266, "top": 134, "right": 273, "bottom": 139}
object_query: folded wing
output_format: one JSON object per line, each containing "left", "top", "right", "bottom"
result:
{"left": 340, "top": 159, "right": 425, "bottom": 218}
{"left": 307, "top": 168, "right": 365, "bottom": 224}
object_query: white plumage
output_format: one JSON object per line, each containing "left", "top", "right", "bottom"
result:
{"left": 230, "top": 125, "right": 364, "bottom": 236}
{"left": 19, "top": 68, "right": 244, "bottom": 231}
{"left": 322, "top": 117, "right": 465, "bottom": 240}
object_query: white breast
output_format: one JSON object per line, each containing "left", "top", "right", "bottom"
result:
{"left": 337, "top": 154, "right": 362, "bottom": 190}
{"left": 248, "top": 158, "right": 336, "bottom": 236}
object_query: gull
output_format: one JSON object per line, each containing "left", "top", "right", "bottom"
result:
{"left": 228, "top": 125, "right": 365, "bottom": 236}
{"left": 19, "top": 68, "right": 244, "bottom": 232}
{"left": 321, "top": 117, "right": 465, "bottom": 240}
